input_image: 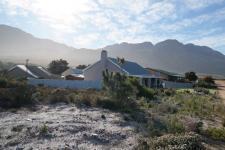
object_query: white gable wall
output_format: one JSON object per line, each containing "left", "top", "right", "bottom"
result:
{"left": 83, "top": 59, "right": 125, "bottom": 81}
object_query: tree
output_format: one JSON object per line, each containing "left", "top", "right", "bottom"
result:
{"left": 185, "top": 72, "right": 198, "bottom": 82}
{"left": 76, "top": 64, "right": 87, "bottom": 69}
{"left": 203, "top": 76, "right": 215, "bottom": 84}
{"left": 48, "top": 59, "right": 69, "bottom": 75}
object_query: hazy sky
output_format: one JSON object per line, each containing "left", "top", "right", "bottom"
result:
{"left": 0, "top": 0, "right": 225, "bottom": 53}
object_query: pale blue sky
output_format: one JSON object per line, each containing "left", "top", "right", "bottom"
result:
{"left": 0, "top": 0, "right": 225, "bottom": 54}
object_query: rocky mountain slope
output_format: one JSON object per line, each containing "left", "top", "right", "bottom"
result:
{"left": 1, "top": 24, "right": 225, "bottom": 75}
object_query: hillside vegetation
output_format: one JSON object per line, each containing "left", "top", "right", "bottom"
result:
{"left": 0, "top": 74, "right": 225, "bottom": 149}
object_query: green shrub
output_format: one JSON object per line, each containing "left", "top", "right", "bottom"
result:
{"left": 195, "top": 79, "right": 216, "bottom": 89}
{"left": 164, "top": 89, "right": 176, "bottom": 96}
{"left": 155, "top": 102, "right": 178, "bottom": 114}
{"left": 203, "top": 76, "right": 215, "bottom": 84}
{"left": 148, "top": 133, "right": 205, "bottom": 150}
{"left": 138, "top": 87, "right": 155, "bottom": 99}
{"left": 102, "top": 70, "right": 137, "bottom": 106}
{"left": 0, "top": 77, "right": 7, "bottom": 88}
{"left": 39, "top": 124, "right": 49, "bottom": 135}
{"left": 194, "top": 87, "right": 210, "bottom": 94}
{"left": 129, "top": 77, "right": 155, "bottom": 99}
{"left": 147, "top": 118, "right": 167, "bottom": 137}
{"left": 205, "top": 127, "right": 225, "bottom": 141}
{"left": 96, "top": 99, "right": 118, "bottom": 110}
{"left": 0, "top": 84, "right": 35, "bottom": 108}
{"left": 166, "top": 116, "right": 185, "bottom": 134}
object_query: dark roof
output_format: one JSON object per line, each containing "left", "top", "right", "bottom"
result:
{"left": 27, "top": 66, "right": 55, "bottom": 79}
{"left": 147, "top": 68, "right": 184, "bottom": 77}
{"left": 9, "top": 65, "right": 57, "bottom": 79}
{"left": 109, "top": 58, "right": 149, "bottom": 75}
{"left": 62, "top": 68, "right": 83, "bottom": 76}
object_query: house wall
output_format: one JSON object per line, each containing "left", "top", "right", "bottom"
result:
{"left": 163, "top": 80, "right": 193, "bottom": 89}
{"left": 83, "top": 59, "right": 125, "bottom": 81}
{"left": 148, "top": 68, "right": 169, "bottom": 80}
{"left": 28, "top": 78, "right": 102, "bottom": 89}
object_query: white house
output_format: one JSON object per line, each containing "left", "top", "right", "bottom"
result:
{"left": 61, "top": 68, "right": 84, "bottom": 80}
{"left": 83, "top": 50, "right": 161, "bottom": 88}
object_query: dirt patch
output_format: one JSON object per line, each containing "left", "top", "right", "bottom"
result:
{"left": 0, "top": 105, "right": 139, "bottom": 149}
{"left": 215, "top": 80, "right": 225, "bottom": 105}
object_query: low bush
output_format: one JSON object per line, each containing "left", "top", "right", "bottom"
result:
{"left": 0, "top": 77, "right": 7, "bottom": 88}
{"left": 182, "top": 118, "right": 203, "bottom": 133}
{"left": 164, "top": 89, "right": 176, "bottom": 96}
{"left": 147, "top": 118, "right": 168, "bottom": 137}
{"left": 167, "top": 92, "right": 222, "bottom": 118}
{"left": 166, "top": 116, "right": 185, "bottom": 134}
{"left": 0, "top": 76, "right": 26, "bottom": 88}
{"left": 0, "top": 84, "right": 35, "bottom": 108}
{"left": 195, "top": 79, "right": 216, "bottom": 89}
{"left": 39, "top": 124, "right": 49, "bottom": 135}
{"left": 103, "top": 70, "right": 137, "bottom": 107}
{"left": 154, "top": 102, "right": 178, "bottom": 114}
{"left": 96, "top": 99, "right": 118, "bottom": 110}
{"left": 205, "top": 127, "right": 225, "bottom": 141}
{"left": 138, "top": 86, "right": 155, "bottom": 99}
{"left": 148, "top": 133, "right": 205, "bottom": 150}
{"left": 194, "top": 87, "right": 210, "bottom": 94}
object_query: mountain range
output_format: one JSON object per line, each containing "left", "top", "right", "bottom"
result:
{"left": 1, "top": 24, "right": 225, "bottom": 76}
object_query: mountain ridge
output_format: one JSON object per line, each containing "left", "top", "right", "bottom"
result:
{"left": 0, "top": 24, "right": 225, "bottom": 76}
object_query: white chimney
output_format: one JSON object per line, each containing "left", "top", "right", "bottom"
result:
{"left": 101, "top": 50, "right": 107, "bottom": 60}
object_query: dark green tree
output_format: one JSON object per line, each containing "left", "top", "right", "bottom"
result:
{"left": 185, "top": 72, "right": 198, "bottom": 82}
{"left": 76, "top": 64, "right": 87, "bottom": 69}
{"left": 48, "top": 59, "right": 69, "bottom": 75}
{"left": 203, "top": 76, "right": 215, "bottom": 84}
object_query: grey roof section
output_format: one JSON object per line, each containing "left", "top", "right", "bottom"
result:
{"left": 8, "top": 65, "right": 57, "bottom": 79}
{"left": 62, "top": 68, "right": 83, "bottom": 76}
{"left": 109, "top": 58, "right": 149, "bottom": 75}
{"left": 27, "top": 66, "right": 56, "bottom": 79}
{"left": 147, "top": 68, "right": 184, "bottom": 77}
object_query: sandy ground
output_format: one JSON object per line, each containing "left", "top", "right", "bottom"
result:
{"left": 215, "top": 80, "right": 225, "bottom": 105}
{"left": 0, "top": 105, "right": 140, "bottom": 150}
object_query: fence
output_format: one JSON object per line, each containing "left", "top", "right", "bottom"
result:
{"left": 28, "top": 78, "right": 102, "bottom": 89}
{"left": 163, "top": 81, "right": 193, "bottom": 89}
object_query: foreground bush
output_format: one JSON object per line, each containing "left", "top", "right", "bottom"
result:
{"left": 102, "top": 70, "right": 137, "bottom": 107}
{"left": 166, "top": 116, "right": 185, "bottom": 134}
{"left": 0, "top": 76, "right": 26, "bottom": 88}
{"left": 137, "top": 133, "right": 205, "bottom": 150}
{"left": 0, "top": 84, "right": 35, "bottom": 108}
{"left": 205, "top": 127, "right": 225, "bottom": 141}
{"left": 151, "top": 133, "right": 205, "bottom": 150}
{"left": 195, "top": 79, "right": 216, "bottom": 89}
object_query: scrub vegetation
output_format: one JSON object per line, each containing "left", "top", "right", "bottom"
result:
{"left": 0, "top": 73, "right": 225, "bottom": 149}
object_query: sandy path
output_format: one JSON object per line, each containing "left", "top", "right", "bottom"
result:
{"left": 215, "top": 80, "right": 225, "bottom": 105}
{"left": 0, "top": 105, "right": 139, "bottom": 150}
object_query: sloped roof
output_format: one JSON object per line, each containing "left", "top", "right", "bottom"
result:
{"left": 109, "top": 58, "right": 149, "bottom": 76}
{"left": 147, "top": 68, "right": 184, "bottom": 77}
{"left": 8, "top": 65, "right": 55, "bottom": 79}
{"left": 62, "top": 68, "right": 83, "bottom": 76}
{"left": 27, "top": 66, "right": 55, "bottom": 79}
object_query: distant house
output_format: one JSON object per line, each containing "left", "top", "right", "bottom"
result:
{"left": 7, "top": 65, "right": 57, "bottom": 79}
{"left": 83, "top": 50, "right": 161, "bottom": 88}
{"left": 61, "top": 68, "right": 84, "bottom": 80}
{"left": 147, "top": 68, "right": 185, "bottom": 82}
